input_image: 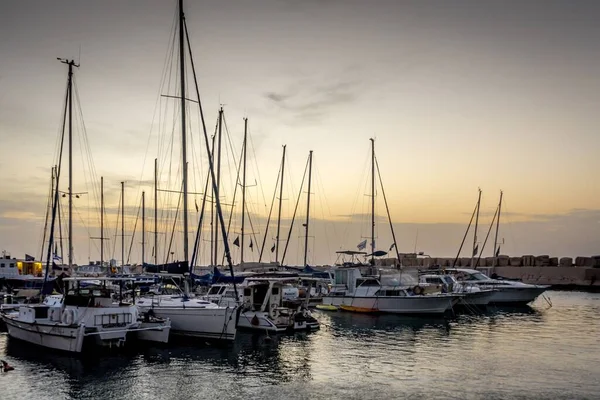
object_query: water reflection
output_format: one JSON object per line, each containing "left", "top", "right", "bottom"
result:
{"left": 1, "top": 292, "right": 599, "bottom": 400}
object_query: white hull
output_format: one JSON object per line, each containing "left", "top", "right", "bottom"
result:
{"left": 237, "top": 311, "right": 289, "bottom": 332}
{"left": 459, "top": 290, "right": 495, "bottom": 307}
{"left": 323, "top": 295, "right": 457, "bottom": 314}
{"left": 1, "top": 314, "right": 85, "bottom": 353}
{"left": 134, "top": 319, "right": 171, "bottom": 344}
{"left": 139, "top": 306, "right": 237, "bottom": 341}
{"left": 486, "top": 287, "right": 547, "bottom": 305}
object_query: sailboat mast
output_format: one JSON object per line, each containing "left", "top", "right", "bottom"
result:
{"left": 121, "top": 181, "right": 125, "bottom": 266}
{"left": 303, "top": 150, "right": 313, "bottom": 267}
{"left": 492, "top": 190, "right": 503, "bottom": 268}
{"left": 67, "top": 61, "right": 74, "bottom": 269}
{"left": 471, "top": 188, "right": 482, "bottom": 267}
{"left": 100, "top": 176, "right": 104, "bottom": 265}
{"left": 370, "top": 138, "right": 375, "bottom": 266}
{"left": 142, "top": 191, "right": 145, "bottom": 266}
{"left": 214, "top": 107, "right": 223, "bottom": 265}
{"left": 275, "top": 145, "right": 286, "bottom": 264}
{"left": 154, "top": 158, "right": 158, "bottom": 265}
{"left": 241, "top": 118, "right": 248, "bottom": 264}
{"left": 179, "top": 0, "right": 189, "bottom": 263}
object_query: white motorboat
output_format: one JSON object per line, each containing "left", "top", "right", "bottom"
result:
{"left": 322, "top": 268, "right": 460, "bottom": 314}
{"left": 0, "top": 277, "right": 170, "bottom": 353}
{"left": 203, "top": 278, "right": 319, "bottom": 333}
{"left": 443, "top": 268, "right": 549, "bottom": 305}
{"left": 419, "top": 273, "right": 495, "bottom": 307}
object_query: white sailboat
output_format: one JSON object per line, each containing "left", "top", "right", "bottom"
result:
{"left": 136, "top": 0, "right": 239, "bottom": 341}
{"left": 322, "top": 139, "right": 461, "bottom": 314}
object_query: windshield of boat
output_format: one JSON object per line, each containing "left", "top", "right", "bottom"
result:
{"left": 466, "top": 272, "right": 490, "bottom": 281}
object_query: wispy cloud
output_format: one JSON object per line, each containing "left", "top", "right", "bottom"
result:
{"left": 264, "top": 76, "right": 362, "bottom": 125}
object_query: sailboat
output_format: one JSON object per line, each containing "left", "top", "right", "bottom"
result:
{"left": 0, "top": 60, "right": 171, "bottom": 352}
{"left": 323, "top": 139, "right": 461, "bottom": 314}
{"left": 136, "top": 0, "right": 239, "bottom": 341}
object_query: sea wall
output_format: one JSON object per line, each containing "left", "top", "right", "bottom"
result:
{"left": 378, "top": 253, "right": 600, "bottom": 288}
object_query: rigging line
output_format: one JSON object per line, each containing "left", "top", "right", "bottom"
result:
{"left": 281, "top": 155, "right": 310, "bottom": 265}
{"left": 452, "top": 201, "right": 478, "bottom": 267}
{"left": 126, "top": 195, "right": 143, "bottom": 264}
{"left": 165, "top": 181, "right": 183, "bottom": 264}
{"left": 111, "top": 194, "right": 122, "bottom": 260}
{"left": 475, "top": 205, "right": 499, "bottom": 268}
{"left": 184, "top": 17, "right": 238, "bottom": 297}
{"left": 191, "top": 164, "right": 212, "bottom": 267}
{"left": 44, "top": 78, "right": 69, "bottom": 281}
{"left": 39, "top": 167, "right": 55, "bottom": 261}
{"left": 259, "top": 160, "right": 282, "bottom": 262}
{"left": 73, "top": 203, "right": 101, "bottom": 255}
{"left": 375, "top": 156, "right": 402, "bottom": 264}
{"left": 341, "top": 148, "right": 370, "bottom": 248}
{"left": 245, "top": 202, "right": 261, "bottom": 262}
{"left": 220, "top": 123, "right": 245, "bottom": 266}
{"left": 73, "top": 80, "right": 101, "bottom": 222}
{"left": 221, "top": 113, "right": 239, "bottom": 202}
{"left": 248, "top": 130, "right": 269, "bottom": 227}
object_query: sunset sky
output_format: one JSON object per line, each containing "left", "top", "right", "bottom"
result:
{"left": 1, "top": 0, "right": 598, "bottom": 266}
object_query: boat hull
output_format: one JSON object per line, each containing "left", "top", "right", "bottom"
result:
{"left": 324, "top": 295, "right": 457, "bottom": 314}
{"left": 138, "top": 306, "right": 237, "bottom": 341}
{"left": 487, "top": 286, "right": 548, "bottom": 305}
{"left": 458, "top": 290, "right": 495, "bottom": 307}
{"left": 134, "top": 319, "right": 171, "bottom": 344}
{"left": 0, "top": 314, "right": 85, "bottom": 353}
{"left": 237, "top": 311, "right": 289, "bottom": 332}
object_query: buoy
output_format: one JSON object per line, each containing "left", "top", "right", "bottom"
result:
{"left": 1, "top": 360, "right": 14, "bottom": 372}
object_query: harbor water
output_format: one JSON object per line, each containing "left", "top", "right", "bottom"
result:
{"left": 1, "top": 291, "right": 599, "bottom": 400}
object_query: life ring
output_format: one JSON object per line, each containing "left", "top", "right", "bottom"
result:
{"left": 61, "top": 309, "right": 74, "bottom": 325}
{"left": 412, "top": 285, "right": 424, "bottom": 295}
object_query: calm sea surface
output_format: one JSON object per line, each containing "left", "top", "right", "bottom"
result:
{"left": 1, "top": 291, "right": 599, "bottom": 400}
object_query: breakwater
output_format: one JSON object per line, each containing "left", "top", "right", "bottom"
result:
{"left": 379, "top": 254, "right": 600, "bottom": 288}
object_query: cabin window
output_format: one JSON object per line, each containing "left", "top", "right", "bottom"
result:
{"left": 426, "top": 278, "right": 441, "bottom": 284}
{"left": 357, "top": 278, "right": 379, "bottom": 287}
{"left": 0, "top": 263, "right": 4, "bottom": 268}
{"left": 243, "top": 288, "right": 252, "bottom": 296}
{"left": 272, "top": 287, "right": 279, "bottom": 295}
{"left": 208, "top": 286, "right": 221, "bottom": 295}
{"left": 9, "top": 263, "right": 14, "bottom": 268}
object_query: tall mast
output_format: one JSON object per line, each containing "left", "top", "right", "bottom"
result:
{"left": 275, "top": 145, "right": 286, "bottom": 264}
{"left": 370, "top": 138, "right": 375, "bottom": 266}
{"left": 100, "top": 176, "right": 104, "bottom": 265}
{"left": 240, "top": 118, "right": 248, "bottom": 264}
{"left": 179, "top": 0, "right": 189, "bottom": 263}
{"left": 471, "top": 188, "right": 482, "bottom": 267}
{"left": 154, "top": 158, "right": 158, "bottom": 265}
{"left": 214, "top": 107, "right": 223, "bottom": 265}
{"left": 63, "top": 59, "right": 79, "bottom": 269}
{"left": 492, "top": 190, "right": 503, "bottom": 268}
{"left": 303, "top": 150, "right": 313, "bottom": 267}
{"left": 121, "top": 181, "right": 125, "bottom": 266}
{"left": 142, "top": 191, "right": 146, "bottom": 266}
